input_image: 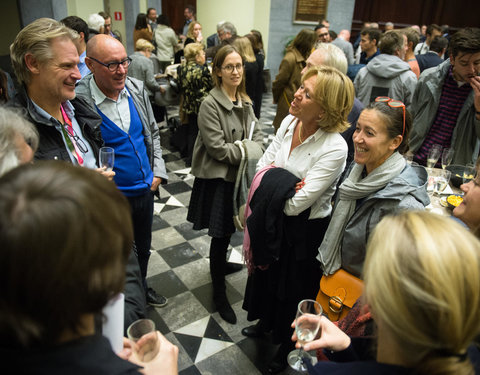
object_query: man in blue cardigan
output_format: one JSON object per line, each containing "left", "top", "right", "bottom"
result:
{"left": 77, "top": 34, "right": 169, "bottom": 308}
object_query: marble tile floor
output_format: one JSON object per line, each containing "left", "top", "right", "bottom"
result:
{"left": 146, "top": 93, "right": 300, "bottom": 374}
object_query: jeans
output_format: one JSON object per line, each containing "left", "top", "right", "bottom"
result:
{"left": 127, "top": 190, "right": 154, "bottom": 291}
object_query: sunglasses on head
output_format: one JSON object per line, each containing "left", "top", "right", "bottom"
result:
{"left": 374, "top": 96, "right": 405, "bottom": 138}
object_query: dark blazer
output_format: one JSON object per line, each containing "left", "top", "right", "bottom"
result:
{"left": 416, "top": 52, "right": 444, "bottom": 73}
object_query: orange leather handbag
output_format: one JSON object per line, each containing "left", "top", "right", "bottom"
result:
{"left": 316, "top": 269, "right": 364, "bottom": 322}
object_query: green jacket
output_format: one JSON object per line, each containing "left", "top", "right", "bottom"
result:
{"left": 410, "top": 60, "right": 480, "bottom": 165}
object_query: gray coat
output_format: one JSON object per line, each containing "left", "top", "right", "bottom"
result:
{"left": 340, "top": 163, "right": 429, "bottom": 277}
{"left": 191, "top": 86, "right": 264, "bottom": 182}
{"left": 354, "top": 54, "right": 417, "bottom": 108}
{"left": 128, "top": 52, "right": 161, "bottom": 97}
{"left": 410, "top": 59, "right": 480, "bottom": 165}
{"left": 75, "top": 74, "right": 168, "bottom": 182}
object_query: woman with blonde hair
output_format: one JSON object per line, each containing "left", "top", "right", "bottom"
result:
{"left": 272, "top": 28, "right": 316, "bottom": 131}
{"left": 242, "top": 65, "right": 354, "bottom": 373}
{"left": 184, "top": 21, "right": 204, "bottom": 47}
{"left": 297, "top": 211, "right": 480, "bottom": 375}
{"left": 233, "top": 36, "right": 262, "bottom": 117}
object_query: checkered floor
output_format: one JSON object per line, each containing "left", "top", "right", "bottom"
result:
{"left": 144, "top": 93, "right": 299, "bottom": 374}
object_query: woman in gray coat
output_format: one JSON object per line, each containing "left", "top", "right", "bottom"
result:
{"left": 318, "top": 98, "right": 430, "bottom": 278}
{"left": 187, "top": 45, "right": 264, "bottom": 324}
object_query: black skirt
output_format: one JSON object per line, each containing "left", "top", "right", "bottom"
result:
{"left": 187, "top": 177, "right": 236, "bottom": 238}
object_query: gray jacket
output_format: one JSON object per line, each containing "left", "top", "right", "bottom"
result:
{"left": 191, "top": 86, "right": 264, "bottom": 182}
{"left": 340, "top": 163, "right": 429, "bottom": 277}
{"left": 410, "top": 59, "right": 480, "bottom": 165}
{"left": 128, "top": 52, "right": 161, "bottom": 97}
{"left": 331, "top": 37, "right": 354, "bottom": 65}
{"left": 354, "top": 54, "right": 417, "bottom": 108}
{"left": 76, "top": 74, "right": 168, "bottom": 182}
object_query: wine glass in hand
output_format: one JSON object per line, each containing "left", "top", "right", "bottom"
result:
{"left": 99, "top": 147, "right": 115, "bottom": 172}
{"left": 288, "top": 299, "right": 323, "bottom": 372}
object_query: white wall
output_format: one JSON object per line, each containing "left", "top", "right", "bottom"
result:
{"left": 197, "top": 0, "right": 271, "bottom": 61}
{"left": 66, "top": 0, "right": 102, "bottom": 21}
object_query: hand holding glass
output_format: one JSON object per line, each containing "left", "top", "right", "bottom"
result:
{"left": 99, "top": 147, "right": 115, "bottom": 172}
{"left": 288, "top": 299, "right": 323, "bottom": 372}
{"left": 127, "top": 319, "right": 159, "bottom": 362}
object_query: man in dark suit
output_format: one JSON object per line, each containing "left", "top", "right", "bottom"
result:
{"left": 416, "top": 36, "right": 448, "bottom": 73}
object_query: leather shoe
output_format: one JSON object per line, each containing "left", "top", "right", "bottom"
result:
{"left": 146, "top": 287, "right": 168, "bottom": 307}
{"left": 241, "top": 325, "right": 264, "bottom": 338}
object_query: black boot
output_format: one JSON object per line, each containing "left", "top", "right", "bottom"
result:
{"left": 210, "top": 236, "right": 237, "bottom": 324}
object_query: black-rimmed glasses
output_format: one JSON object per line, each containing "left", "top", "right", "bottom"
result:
{"left": 221, "top": 64, "right": 244, "bottom": 73}
{"left": 375, "top": 96, "right": 405, "bottom": 138}
{"left": 88, "top": 56, "right": 132, "bottom": 72}
{"left": 64, "top": 125, "right": 88, "bottom": 154}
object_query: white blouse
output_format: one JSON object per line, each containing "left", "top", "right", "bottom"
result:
{"left": 257, "top": 115, "right": 347, "bottom": 219}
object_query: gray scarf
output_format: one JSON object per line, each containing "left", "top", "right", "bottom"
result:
{"left": 317, "top": 152, "right": 406, "bottom": 275}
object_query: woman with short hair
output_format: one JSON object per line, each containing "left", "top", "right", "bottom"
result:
{"left": 300, "top": 211, "right": 480, "bottom": 375}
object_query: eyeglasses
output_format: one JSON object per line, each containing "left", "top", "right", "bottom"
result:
{"left": 375, "top": 96, "right": 406, "bottom": 138}
{"left": 64, "top": 124, "right": 88, "bottom": 154}
{"left": 88, "top": 56, "right": 132, "bottom": 72}
{"left": 221, "top": 64, "right": 244, "bottom": 73}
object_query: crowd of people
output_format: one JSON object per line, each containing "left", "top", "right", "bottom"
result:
{"left": 1, "top": 5, "right": 480, "bottom": 375}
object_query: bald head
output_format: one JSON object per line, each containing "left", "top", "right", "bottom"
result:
{"left": 85, "top": 34, "right": 129, "bottom": 100}
{"left": 338, "top": 30, "right": 351, "bottom": 41}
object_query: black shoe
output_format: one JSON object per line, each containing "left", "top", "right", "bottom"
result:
{"left": 225, "top": 262, "right": 243, "bottom": 275}
{"left": 146, "top": 288, "right": 168, "bottom": 307}
{"left": 241, "top": 324, "right": 264, "bottom": 338}
{"left": 214, "top": 294, "right": 237, "bottom": 324}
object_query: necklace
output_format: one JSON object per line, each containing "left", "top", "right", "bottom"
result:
{"left": 298, "top": 123, "right": 304, "bottom": 143}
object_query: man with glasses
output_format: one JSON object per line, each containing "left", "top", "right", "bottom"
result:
{"left": 77, "top": 34, "right": 169, "bottom": 308}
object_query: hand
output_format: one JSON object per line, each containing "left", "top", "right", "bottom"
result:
{"left": 96, "top": 167, "right": 115, "bottom": 181}
{"left": 151, "top": 177, "right": 162, "bottom": 191}
{"left": 469, "top": 75, "right": 480, "bottom": 114}
{"left": 291, "top": 315, "right": 351, "bottom": 352}
{"left": 295, "top": 178, "right": 305, "bottom": 193}
{"left": 117, "top": 337, "right": 133, "bottom": 360}
{"left": 128, "top": 331, "right": 179, "bottom": 375}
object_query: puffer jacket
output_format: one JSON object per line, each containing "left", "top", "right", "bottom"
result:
{"left": 191, "top": 86, "right": 264, "bottom": 182}
{"left": 354, "top": 54, "right": 417, "bottom": 108}
{"left": 341, "top": 163, "right": 429, "bottom": 277}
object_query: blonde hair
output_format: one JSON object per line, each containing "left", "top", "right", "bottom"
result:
{"left": 135, "top": 38, "right": 154, "bottom": 52}
{"left": 187, "top": 21, "right": 201, "bottom": 40}
{"left": 301, "top": 66, "right": 354, "bottom": 133}
{"left": 10, "top": 18, "right": 78, "bottom": 85}
{"left": 184, "top": 42, "right": 204, "bottom": 63}
{"left": 233, "top": 37, "right": 256, "bottom": 63}
{"left": 365, "top": 211, "right": 480, "bottom": 375}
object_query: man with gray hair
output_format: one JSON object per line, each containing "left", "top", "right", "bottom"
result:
{"left": 0, "top": 107, "right": 38, "bottom": 176}
{"left": 206, "top": 21, "right": 237, "bottom": 59}
{"left": 302, "top": 43, "right": 364, "bottom": 164}
{"left": 207, "top": 21, "right": 225, "bottom": 48}
{"left": 10, "top": 18, "right": 104, "bottom": 166}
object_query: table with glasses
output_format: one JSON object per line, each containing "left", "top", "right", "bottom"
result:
{"left": 425, "top": 167, "right": 462, "bottom": 216}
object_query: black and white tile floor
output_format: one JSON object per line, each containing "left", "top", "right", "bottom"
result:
{"left": 145, "top": 93, "right": 299, "bottom": 374}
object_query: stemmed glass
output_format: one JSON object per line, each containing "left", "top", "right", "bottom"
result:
{"left": 287, "top": 299, "right": 323, "bottom": 372}
{"left": 441, "top": 148, "right": 454, "bottom": 170}
{"left": 99, "top": 147, "right": 115, "bottom": 172}
{"left": 433, "top": 169, "right": 451, "bottom": 196}
{"left": 463, "top": 164, "right": 476, "bottom": 184}
{"left": 427, "top": 144, "right": 442, "bottom": 169}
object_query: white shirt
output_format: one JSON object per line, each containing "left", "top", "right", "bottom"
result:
{"left": 414, "top": 42, "right": 429, "bottom": 55}
{"left": 257, "top": 115, "right": 347, "bottom": 219}
{"left": 89, "top": 78, "right": 131, "bottom": 133}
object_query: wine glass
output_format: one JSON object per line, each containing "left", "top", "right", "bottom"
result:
{"left": 287, "top": 299, "right": 323, "bottom": 372}
{"left": 426, "top": 144, "right": 442, "bottom": 169}
{"left": 127, "top": 319, "right": 159, "bottom": 362}
{"left": 99, "top": 147, "right": 115, "bottom": 172}
{"left": 441, "top": 148, "right": 454, "bottom": 170}
{"left": 433, "top": 169, "right": 451, "bottom": 196}
{"left": 463, "top": 164, "right": 476, "bottom": 184}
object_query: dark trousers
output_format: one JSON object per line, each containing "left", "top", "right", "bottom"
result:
{"left": 186, "top": 113, "right": 199, "bottom": 164}
{"left": 127, "top": 190, "right": 154, "bottom": 291}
